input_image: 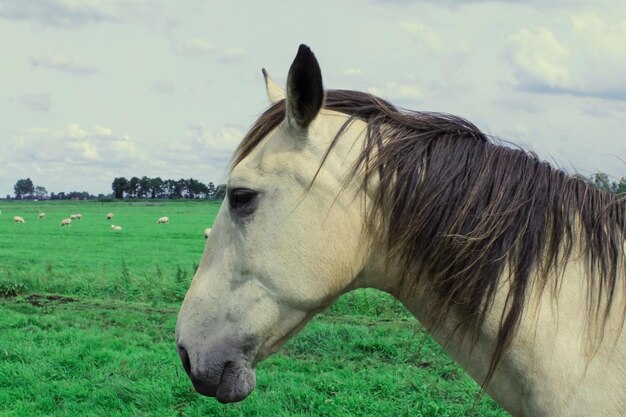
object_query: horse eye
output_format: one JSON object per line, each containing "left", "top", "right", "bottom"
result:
{"left": 228, "top": 188, "right": 259, "bottom": 216}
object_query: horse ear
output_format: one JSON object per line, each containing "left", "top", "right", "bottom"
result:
{"left": 285, "top": 44, "right": 324, "bottom": 129}
{"left": 262, "top": 69, "right": 285, "bottom": 104}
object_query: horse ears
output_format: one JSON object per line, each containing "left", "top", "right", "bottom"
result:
{"left": 262, "top": 69, "right": 285, "bottom": 104}
{"left": 285, "top": 44, "right": 324, "bottom": 129}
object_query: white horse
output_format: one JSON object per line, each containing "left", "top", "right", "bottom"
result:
{"left": 176, "top": 45, "right": 626, "bottom": 416}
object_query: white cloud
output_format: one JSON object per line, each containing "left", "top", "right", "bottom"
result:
{"left": 507, "top": 15, "right": 626, "bottom": 100}
{"left": 30, "top": 53, "right": 99, "bottom": 76}
{"left": 173, "top": 37, "right": 216, "bottom": 56}
{"left": 16, "top": 93, "right": 52, "bottom": 112}
{"left": 401, "top": 21, "right": 443, "bottom": 49}
{"left": 0, "top": 0, "right": 117, "bottom": 28}
{"left": 342, "top": 68, "right": 363, "bottom": 76}
{"left": 171, "top": 37, "right": 248, "bottom": 63}
{"left": 151, "top": 79, "right": 176, "bottom": 94}
{"left": 218, "top": 48, "right": 248, "bottom": 64}
{"left": 367, "top": 81, "right": 423, "bottom": 103}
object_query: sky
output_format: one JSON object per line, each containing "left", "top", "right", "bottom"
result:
{"left": 1, "top": 0, "right": 625, "bottom": 197}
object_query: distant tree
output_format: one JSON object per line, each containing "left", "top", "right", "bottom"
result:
{"left": 138, "top": 176, "right": 151, "bottom": 199}
{"left": 34, "top": 185, "right": 48, "bottom": 199}
{"left": 214, "top": 184, "right": 226, "bottom": 200}
{"left": 207, "top": 182, "right": 216, "bottom": 199}
{"left": 14, "top": 178, "right": 35, "bottom": 199}
{"left": 617, "top": 178, "right": 626, "bottom": 196}
{"left": 126, "top": 176, "right": 140, "bottom": 198}
{"left": 112, "top": 177, "right": 128, "bottom": 199}
{"left": 149, "top": 177, "right": 164, "bottom": 199}
{"left": 590, "top": 173, "right": 614, "bottom": 193}
{"left": 185, "top": 178, "right": 209, "bottom": 199}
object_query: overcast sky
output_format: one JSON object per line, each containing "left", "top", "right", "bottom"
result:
{"left": 1, "top": 0, "right": 625, "bottom": 197}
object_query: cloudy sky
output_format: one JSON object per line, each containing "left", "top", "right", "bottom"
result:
{"left": 1, "top": 0, "right": 625, "bottom": 197}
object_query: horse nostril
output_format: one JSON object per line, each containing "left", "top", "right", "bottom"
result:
{"left": 178, "top": 345, "right": 191, "bottom": 376}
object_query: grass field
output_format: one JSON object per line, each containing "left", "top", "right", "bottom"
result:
{"left": 0, "top": 200, "right": 509, "bottom": 416}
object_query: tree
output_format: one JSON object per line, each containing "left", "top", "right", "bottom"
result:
{"left": 126, "top": 176, "right": 140, "bottom": 198}
{"left": 214, "top": 184, "right": 226, "bottom": 200}
{"left": 34, "top": 186, "right": 48, "bottom": 199}
{"left": 112, "top": 177, "right": 128, "bottom": 199}
{"left": 617, "top": 178, "right": 626, "bottom": 196}
{"left": 207, "top": 182, "right": 216, "bottom": 199}
{"left": 149, "top": 177, "right": 164, "bottom": 199}
{"left": 590, "top": 173, "right": 614, "bottom": 193}
{"left": 14, "top": 178, "right": 35, "bottom": 199}
{"left": 138, "top": 176, "right": 151, "bottom": 199}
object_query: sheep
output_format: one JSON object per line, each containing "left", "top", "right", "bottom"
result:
{"left": 13, "top": 216, "right": 25, "bottom": 223}
{"left": 111, "top": 225, "right": 123, "bottom": 231}
{"left": 70, "top": 214, "right": 82, "bottom": 220}
{"left": 156, "top": 216, "right": 169, "bottom": 224}
{"left": 204, "top": 228, "right": 212, "bottom": 239}
{"left": 60, "top": 218, "right": 72, "bottom": 227}
{"left": 39, "top": 213, "right": 45, "bottom": 219}
{"left": 106, "top": 213, "right": 114, "bottom": 220}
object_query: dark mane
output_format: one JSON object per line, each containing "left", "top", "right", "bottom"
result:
{"left": 233, "top": 89, "right": 626, "bottom": 384}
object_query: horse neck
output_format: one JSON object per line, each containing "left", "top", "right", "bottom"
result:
{"left": 359, "top": 238, "right": 625, "bottom": 416}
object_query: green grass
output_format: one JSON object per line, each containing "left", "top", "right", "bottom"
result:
{"left": 0, "top": 200, "right": 509, "bottom": 416}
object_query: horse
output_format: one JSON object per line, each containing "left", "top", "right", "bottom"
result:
{"left": 176, "top": 45, "right": 626, "bottom": 416}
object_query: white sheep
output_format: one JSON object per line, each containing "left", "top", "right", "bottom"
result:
{"left": 111, "top": 225, "right": 122, "bottom": 231}
{"left": 60, "top": 218, "right": 72, "bottom": 226}
{"left": 156, "top": 216, "right": 169, "bottom": 224}
{"left": 70, "top": 214, "right": 82, "bottom": 220}
{"left": 106, "top": 213, "right": 114, "bottom": 220}
{"left": 39, "top": 213, "right": 45, "bottom": 219}
{"left": 13, "top": 216, "right": 25, "bottom": 223}
{"left": 204, "top": 228, "right": 212, "bottom": 239}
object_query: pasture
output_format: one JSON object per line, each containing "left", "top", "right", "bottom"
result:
{"left": 0, "top": 200, "right": 508, "bottom": 416}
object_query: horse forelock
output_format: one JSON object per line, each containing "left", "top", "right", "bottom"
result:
{"left": 232, "top": 89, "right": 626, "bottom": 385}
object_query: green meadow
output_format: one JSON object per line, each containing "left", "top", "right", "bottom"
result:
{"left": 0, "top": 200, "right": 509, "bottom": 416}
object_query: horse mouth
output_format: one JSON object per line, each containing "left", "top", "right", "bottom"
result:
{"left": 179, "top": 344, "right": 256, "bottom": 403}
{"left": 199, "top": 360, "right": 255, "bottom": 403}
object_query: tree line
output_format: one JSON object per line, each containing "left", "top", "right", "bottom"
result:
{"left": 111, "top": 176, "right": 225, "bottom": 200}
{"left": 9, "top": 177, "right": 226, "bottom": 201}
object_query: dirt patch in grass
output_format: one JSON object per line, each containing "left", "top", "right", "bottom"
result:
{"left": 25, "top": 293, "right": 79, "bottom": 306}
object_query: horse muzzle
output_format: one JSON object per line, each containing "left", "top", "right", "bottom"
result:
{"left": 176, "top": 342, "right": 256, "bottom": 403}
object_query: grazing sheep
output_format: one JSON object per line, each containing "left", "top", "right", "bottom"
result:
{"left": 70, "top": 214, "right": 82, "bottom": 220}
{"left": 111, "top": 225, "right": 123, "bottom": 231}
{"left": 60, "top": 218, "right": 72, "bottom": 226}
{"left": 156, "top": 216, "right": 169, "bottom": 224}
{"left": 39, "top": 213, "right": 45, "bottom": 219}
{"left": 106, "top": 213, "right": 114, "bottom": 220}
{"left": 13, "top": 216, "right": 25, "bottom": 223}
{"left": 204, "top": 228, "right": 212, "bottom": 239}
